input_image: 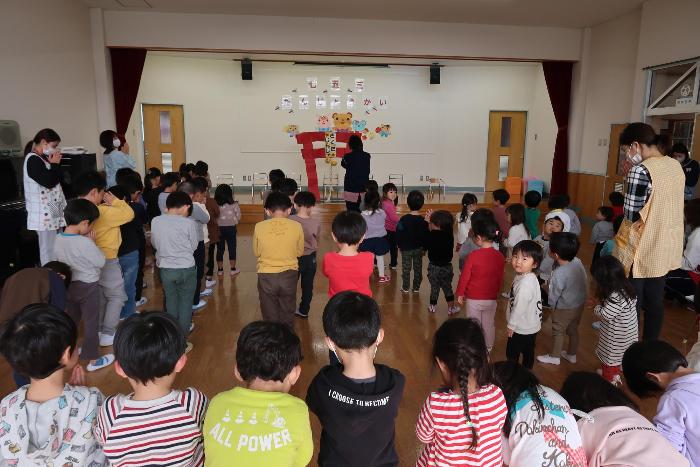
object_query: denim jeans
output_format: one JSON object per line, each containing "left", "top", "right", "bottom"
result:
{"left": 119, "top": 250, "right": 139, "bottom": 319}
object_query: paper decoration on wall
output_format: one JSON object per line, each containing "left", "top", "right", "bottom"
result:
{"left": 306, "top": 77, "right": 318, "bottom": 90}
{"left": 283, "top": 124, "right": 300, "bottom": 137}
{"left": 280, "top": 95, "right": 292, "bottom": 110}
{"left": 361, "top": 128, "right": 376, "bottom": 141}
{"left": 355, "top": 78, "right": 365, "bottom": 92}
{"left": 298, "top": 95, "right": 309, "bottom": 110}
{"left": 375, "top": 124, "right": 392, "bottom": 138}
{"left": 346, "top": 95, "right": 355, "bottom": 109}
{"left": 329, "top": 95, "right": 341, "bottom": 109}
{"left": 362, "top": 97, "right": 373, "bottom": 110}
{"left": 330, "top": 77, "right": 341, "bottom": 90}
{"left": 324, "top": 131, "right": 337, "bottom": 166}
{"left": 332, "top": 112, "right": 353, "bottom": 132}
{"left": 352, "top": 119, "right": 366, "bottom": 132}
{"left": 378, "top": 97, "right": 388, "bottom": 110}
{"left": 315, "top": 95, "right": 327, "bottom": 109}
{"left": 316, "top": 115, "right": 331, "bottom": 132}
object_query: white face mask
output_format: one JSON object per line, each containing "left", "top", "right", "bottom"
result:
{"left": 627, "top": 146, "right": 642, "bottom": 165}
{"left": 43, "top": 146, "right": 56, "bottom": 157}
{"left": 112, "top": 138, "right": 121, "bottom": 148}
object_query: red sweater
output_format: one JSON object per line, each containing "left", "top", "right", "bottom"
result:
{"left": 322, "top": 251, "right": 374, "bottom": 297}
{"left": 455, "top": 247, "right": 505, "bottom": 300}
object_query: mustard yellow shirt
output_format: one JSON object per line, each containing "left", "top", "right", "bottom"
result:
{"left": 253, "top": 217, "right": 304, "bottom": 273}
{"left": 93, "top": 199, "right": 134, "bottom": 259}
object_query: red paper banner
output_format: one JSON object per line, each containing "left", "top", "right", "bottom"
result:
{"left": 295, "top": 131, "right": 360, "bottom": 199}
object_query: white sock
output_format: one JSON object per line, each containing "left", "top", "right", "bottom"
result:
{"left": 376, "top": 255, "right": 386, "bottom": 276}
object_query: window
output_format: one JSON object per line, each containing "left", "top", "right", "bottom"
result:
{"left": 646, "top": 59, "right": 700, "bottom": 116}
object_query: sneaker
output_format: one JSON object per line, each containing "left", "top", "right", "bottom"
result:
{"left": 200, "top": 288, "right": 213, "bottom": 297}
{"left": 189, "top": 322, "right": 195, "bottom": 333}
{"left": 448, "top": 306, "right": 461, "bottom": 315}
{"left": 610, "top": 375, "right": 622, "bottom": 387}
{"left": 428, "top": 304, "right": 437, "bottom": 313}
{"left": 561, "top": 351, "right": 577, "bottom": 364}
{"left": 185, "top": 342, "right": 194, "bottom": 354}
{"left": 230, "top": 268, "right": 241, "bottom": 277}
{"left": 501, "top": 292, "right": 510, "bottom": 299}
{"left": 87, "top": 354, "right": 115, "bottom": 372}
{"left": 217, "top": 268, "right": 224, "bottom": 276}
{"left": 412, "top": 288, "right": 420, "bottom": 293}
{"left": 390, "top": 266, "right": 397, "bottom": 270}
{"left": 135, "top": 297, "right": 148, "bottom": 308}
{"left": 295, "top": 310, "right": 309, "bottom": 319}
{"left": 192, "top": 300, "right": 207, "bottom": 311}
{"left": 99, "top": 333, "right": 114, "bottom": 347}
{"left": 537, "top": 354, "right": 561, "bottom": 365}
{"left": 401, "top": 288, "right": 410, "bottom": 293}
{"left": 142, "top": 282, "right": 148, "bottom": 289}
{"left": 378, "top": 276, "right": 390, "bottom": 284}
{"left": 206, "top": 279, "right": 217, "bottom": 288}
{"left": 591, "top": 320, "right": 602, "bottom": 330}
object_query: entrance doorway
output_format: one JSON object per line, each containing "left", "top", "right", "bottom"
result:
{"left": 142, "top": 104, "right": 186, "bottom": 172}
{"left": 485, "top": 111, "right": 526, "bottom": 193}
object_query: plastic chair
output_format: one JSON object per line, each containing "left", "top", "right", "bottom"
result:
{"left": 251, "top": 172, "right": 269, "bottom": 202}
{"left": 388, "top": 173, "right": 405, "bottom": 196}
{"left": 322, "top": 172, "right": 340, "bottom": 202}
{"left": 286, "top": 172, "right": 303, "bottom": 191}
{"left": 505, "top": 176, "right": 522, "bottom": 197}
{"left": 427, "top": 177, "right": 446, "bottom": 200}
{"left": 215, "top": 173, "right": 235, "bottom": 197}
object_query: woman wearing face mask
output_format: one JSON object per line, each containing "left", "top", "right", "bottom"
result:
{"left": 23, "top": 128, "right": 67, "bottom": 266}
{"left": 670, "top": 143, "right": 699, "bottom": 200}
{"left": 100, "top": 130, "right": 136, "bottom": 188}
{"left": 614, "top": 122, "right": 684, "bottom": 341}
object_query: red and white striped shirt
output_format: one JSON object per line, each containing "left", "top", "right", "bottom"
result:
{"left": 416, "top": 385, "right": 507, "bottom": 466}
{"left": 95, "top": 387, "right": 208, "bottom": 467}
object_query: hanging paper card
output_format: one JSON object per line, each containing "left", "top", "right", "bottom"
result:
{"left": 329, "top": 95, "right": 341, "bottom": 109}
{"left": 298, "top": 95, "right": 309, "bottom": 110}
{"left": 330, "top": 77, "right": 341, "bottom": 90}
{"left": 355, "top": 78, "right": 365, "bottom": 92}
{"left": 306, "top": 77, "right": 318, "bottom": 90}
{"left": 280, "top": 95, "right": 292, "bottom": 110}
{"left": 363, "top": 96, "right": 373, "bottom": 110}
{"left": 346, "top": 95, "right": 355, "bottom": 109}
{"left": 315, "top": 95, "right": 327, "bottom": 109}
{"left": 378, "top": 97, "right": 388, "bottom": 110}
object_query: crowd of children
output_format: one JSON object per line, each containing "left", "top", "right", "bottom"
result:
{"left": 2, "top": 158, "right": 700, "bottom": 466}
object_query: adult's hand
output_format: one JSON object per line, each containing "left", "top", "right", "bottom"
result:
{"left": 48, "top": 151, "right": 62, "bottom": 164}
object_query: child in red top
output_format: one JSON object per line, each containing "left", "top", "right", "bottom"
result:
{"left": 456, "top": 216, "right": 505, "bottom": 351}
{"left": 381, "top": 183, "right": 399, "bottom": 270}
{"left": 323, "top": 211, "right": 374, "bottom": 297}
{"left": 609, "top": 191, "right": 624, "bottom": 219}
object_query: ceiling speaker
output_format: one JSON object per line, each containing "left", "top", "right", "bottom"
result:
{"left": 241, "top": 59, "right": 252, "bottom": 81}
{"left": 430, "top": 64, "right": 440, "bottom": 85}
{"left": 0, "top": 121, "right": 22, "bottom": 155}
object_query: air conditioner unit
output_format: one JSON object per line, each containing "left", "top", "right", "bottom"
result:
{"left": 0, "top": 121, "right": 22, "bottom": 157}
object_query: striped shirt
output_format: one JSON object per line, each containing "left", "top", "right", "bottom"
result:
{"left": 594, "top": 292, "right": 639, "bottom": 366}
{"left": 95, "top": 388, "right": 208, "bottom": 466}
{"left": 416, "top": 385, "right": 507, "bottom": 466}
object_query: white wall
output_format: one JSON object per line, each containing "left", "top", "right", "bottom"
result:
{"left": 1, "top": 0, "right": 99, "bottom": 153}
{"left": 125, "top": 55, "right": 557, "bottom": 190}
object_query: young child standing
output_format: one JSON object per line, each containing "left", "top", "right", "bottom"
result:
{"left": 455, "top": 193, "right": 478, "bottom": 251}
{"left": 359, "top": 190, "right": 391, "bottom": 283}
{"left": 253, "top": 192, "right": 304, "bottom": 327}
{"left": 608, "top": 191, "right": 624, "bottom": 219}
{"left": 290, "top": 191, "right": 321, "bottom": 318}
{"left": 55, "top": 199, "right": 113, "bottom": 372}
{"left": 426, "top": 210, "right": 458, "bottom": 314}
{"left": 491, "top": 188, "right": 511, "bottom": 239}
{"left": 590, "top": 206, "right": 615, "bottom": 268}
{"left": 504, "top": 203, "right": 529, "bottom": 257}
{"left": 538, "top": 232, "right": 588, "bottom": 366}
{"left": 181, "top": 178, "right": 211, "bottom": 311}
{"left": 204, "top": 179, "right": 221, "bottom": 287}
{"left": 416, "top": 318, "right": 508, "bottom": 466}
{"left": 157, "top": 172, "right": 181, "bottom": 214}
{"left": 382, "top": 183, "right": 400, "bottom": 270}
{"left": 323, "top": 211, "right": 374, "bottom": 297}
{"left": 0, "top": 304, "right": 107, "bottom": 465}
{"left": 623, "top": 341, "right": 700, "bottom": 467}
{"left": 549, "top": 194, "right": 581, "bottom": 236}
{"left": 524, "top": 190, "right": 542, "bottom": 238}
{"left": 396, "top": 190, "right": 429, "bottom": 293}
{"left": 96, "top": 312, "right": 207, "bottom": 466}
{"left": 455, "top": 216, "right": 505, "bottom": 351}
{"left": 204, "top": 321, "right": 313, "bottom": 467}
{"left": 506, "top": 240, "right": 544, "bottom": 369}
{"left": 213, "top": 184, "right": 242, "bottom": 276}
{"left": 458, "top": 208, "right": 501, "bottom": 270}
{"left": 151, "top": 191, "right": 199, "bottom": 350}
{"left": 590, "top": 256, "right": 638, "bottom": 385}
{"left": 306, "top": 291, "right": 405, "bottom": 466}
{"left": 534, "top": 210, "right": 569, "bottom": 306}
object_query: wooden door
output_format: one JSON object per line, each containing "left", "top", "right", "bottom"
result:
{"left": 485, "top": 111, "right": 526, "bottom": 192}
{"left": 604, "top": 123, "right": 630, "bottom": 197}
{"left": 142, "top": 104, "right": 186, "bottom": 173}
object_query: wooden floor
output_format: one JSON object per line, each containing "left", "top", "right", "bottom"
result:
{"left": 1, "top": 201, "right": 697, "bottom": 465}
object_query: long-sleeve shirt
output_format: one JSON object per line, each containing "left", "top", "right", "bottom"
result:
{"left": 427, "top": 230, "right": 454, "bottom": 266}
{"left": 506, "top": 272, "right": 542, "bottom": 334}
{"left": 396, "top": 214, "right": 429, "bottom": 251}
{"left": 94, "top": 198, "right": 135, "bottom": 259}
{"left": 151, "top": 214, "right": 200, "bottom": 268}
{"left": 524, "top": 207, "right": 540, "bottom": 238}
{"left": 217, "top": 203, "right": 241, "bottom": 227}
{"left": 253, "top": 217, "right": 304, "bottom": 273}
{"left": 492, "top": 205, "right": 510, "bottom": 238}
{"left": 362, "top": 209, "right": 387, "bottom": 239}
{"left": 682, "top": 227, "right": 700, "bottom": 272}
{"left": 624, "top": 164, "right": 652, "bottom": 222}
{"left": 682, "top": 158, "right": 700, "bottom": 188}
{"left": 455, "top": 212, "right": 471, "bottom": 245}
{"left": 564, "top": 208, "right": 581, "bottom": 236}
{"left": 382, "top": 199, "right": 399, "bottom": 232}
{"left": 591, "top": 220, "right": 614, "bottom": 244}
{"left": 54, "top": 233, "right": 106, "bottom": 283}
{"left": 654, "top": 373, "right": 700, "bottom": 467}
{"left": 594, "top": 292, "right": 638, "bottom": 366}
{"left": 504, "top": 224, "right": 529, "bottom": 249}
{"left": 455, "top": 247, "right": 505, "bottom": 300}
{"left": 191, "top": 202, "right": 210, "bottom": 243}
{"left": 103, "top": 150, "right": 136, "bottom": 187}
{"left": 26, "top": 153, "right": 61, "bottom": 188}
{"left": 549, "top": 257, "right": 587, "bottom": 309}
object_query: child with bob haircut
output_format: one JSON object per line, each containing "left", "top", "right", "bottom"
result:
{"left": 623, "top": 340, "right": 700, "bottom": 466}
{"left": 359, "top": 190, "right": 391, "bottom": 283}
{"left": 213, "top": 183, "right": 242, "bottom": 276}
{"left": 0, "top": 304, "right": 107, "bottom": 465}
{"left": 323, "top": 211, "right": 374, "bottom": 297}
{"left": 306, "top": 291, "right": 405, "bottom": 466}
{"left": 491, "top": 188, "right": 511, "bottom": 239}
{"left": 290, "top": 191, "right": 321, "bottom": 318}
{"left": 204, "top": 321, "right": 313, "bottom": 467}
{"left": 396, "top": 190, "right": 429, "bottom": 293}
{"left": 96, "top": 312, "right": 207, "bottom": 466}
{"left": 416, "top": 318, "right": 507, "bottom": 466}
{"left": 523, "top": 190, "right": 542, "bottom": 238}
{"left": 504, "top": 203, "right": 529, "bottom": 257}
{"left": 426, "top": 210, "right": 458, "bottom": 314}
{"left": 382, "top": 183, "right": 400, "bottom": 270}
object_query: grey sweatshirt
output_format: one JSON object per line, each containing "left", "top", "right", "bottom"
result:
{"left": 190, "top": 203, "right": 210, "bottom": 242}
{"left": 591, "top": 221, "right": 614, "bottom": 244}
{"left": 151, "top": 214, "right": 200, "bottom": 268}
{"left": 549, "top": 257, "right": 588, "bottom": 309}
{"left": 506, "top": 272, "right": 543, "bottom": 335}
{"left": 54, "top": 233, "right": 106, "bottom": 283}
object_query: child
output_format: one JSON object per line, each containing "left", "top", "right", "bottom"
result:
{"left": 275, "top": 178, "right": 300, "bottom": 216}
{"left": 456, "top": 193, "right": 478, "bottom": 251}
{"left": 253, "top": 192, "right": 304, "bottom": 327}
{"left": 506, "top": 240, "right": 544, "bottom": 369}
{"left": 416, "top": 318, "right": 508, "bottom": 466}
{"left": 323, "top": 211, "right": 374, "bottom": 297}
{"left": 157, "top": 171, "right": 181, "bottom": 214}
{"left": 608, "top": 191, "right": 624, "bottom": 219}
{"left": 262, "top": 168, "right": 285, "bottom": 205}
{"left": 426, "top": 210, "right": 458, "bottom": 314}
{"left": 560, "top": 371, "right": 689, "bottom": 467}
{"left": 213, "top": 184, "right": 242, "bottom": 276}
{"left": 665, "top": 198, "right": 700, "bottom": 304}
{"left": 590, "top": 206, "right": 615, "bottom": 268}
{"left": 456, "top": 216, "right": 505, "bottom": 351}
{"left": 204, "top": 321, "right": 313, "bottom": 466}
{"left": 120, "top": 172, "right": 149, "bottom": 309}
{"left": 74, "top": 171, "right": 133, "bottom": 347}
{"left": 600, "top": 215, "right": 624, "bottom": 258}
{"left": 538, "top": 232, "right": 588, "bottom": 366}
{"left": 0, "top": 304, "right": 107, "bottom": 465}
{"left": 623, "top": 341, "right": 700, "bottom": 466}
{"left": 535, "top": 211, "right": 570, "bottom": 302}
{"left": 458, "top": 208, "right": 501, "bottom": 270}
{"left": 96, "top": 312, "right": 207, "bottom": 466}
{"left": 492, "top": 188, "right": 511, "bottom": 239}
{"left": 524, "top": 190, "right": 542, "bottom": 239}
{"left": 359, "top": 190, "right": 391, "bottom": 283}
{"left": 306, "top": 291, "right": 405, "bottom": 466}
{"left": 549, "top": 194, "right": 581, "bottom": 236}
{"left": 290, "top": 191, "right": 321, "bottom": 318}
{"left": 143, "top": 167, "right": 162, "bottom": 222}
{"left": 590, "top": 256, "right": 638, "bottom": 384}
{"left": 396, "top": 190, "right": 429, "bottom": 293}
{"left": 181, "top": 178, "right": 212, "bottom": 311}
{"left": 151, "top": 191, "right": 199, "bottom": 349}
{"left": 493, "top": 361, "right": 586, "bottom": 467}
{"left": 361, "top": 180, "right": 379, "bottom": 211}
{"left": 204, "top": 179, "right": 221, "bottom": 287}
{"left": 504, "top": 203, "right": 529, "bottom": 257}
{"left": 55, "top": 198, "right": 114, "bottom": 372}
{"left": 382, "top": 183, "right": 400, "bottom": 270}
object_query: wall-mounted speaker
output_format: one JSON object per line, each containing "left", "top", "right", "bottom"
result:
{"left": 430, "top": 64, "right": 440, "bottom": 85}
{"left": 0, "top": 120, "right": 22, "bottom": 156}
{"left": 241, "top": 59, "right": 252, "bottom": 80}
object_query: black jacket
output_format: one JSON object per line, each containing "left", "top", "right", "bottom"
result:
{"left": 427, "top": 229, "right": 454, "bottom": 266}
{"left": 396, "top": 214, "right": 429, "bottom": 251}
{"left": 306, "top": 364, "right": 405, "bottom": 467}
{"left": 341, "top": 150, "right": 371, "bottom": 193}
{"left": 682, "top": 157, "right": 700, "bottom": 188}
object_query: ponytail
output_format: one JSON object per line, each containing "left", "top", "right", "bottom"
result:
{"left": 459, "top": 193, "right": 478, "bottom": 224}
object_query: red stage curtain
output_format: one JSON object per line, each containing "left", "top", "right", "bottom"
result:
{"left": 110, "top": 48, "right": 147, "bottom": 135}
{"left": 542, "top": 61, "right": 573, "bottom": 197}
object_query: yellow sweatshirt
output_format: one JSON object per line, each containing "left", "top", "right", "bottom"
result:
{"left": 253, "top": 217, "right": 304, "bottom": 273}
{"left": 93, "top": 199, "right": 134, "bottom": 259}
